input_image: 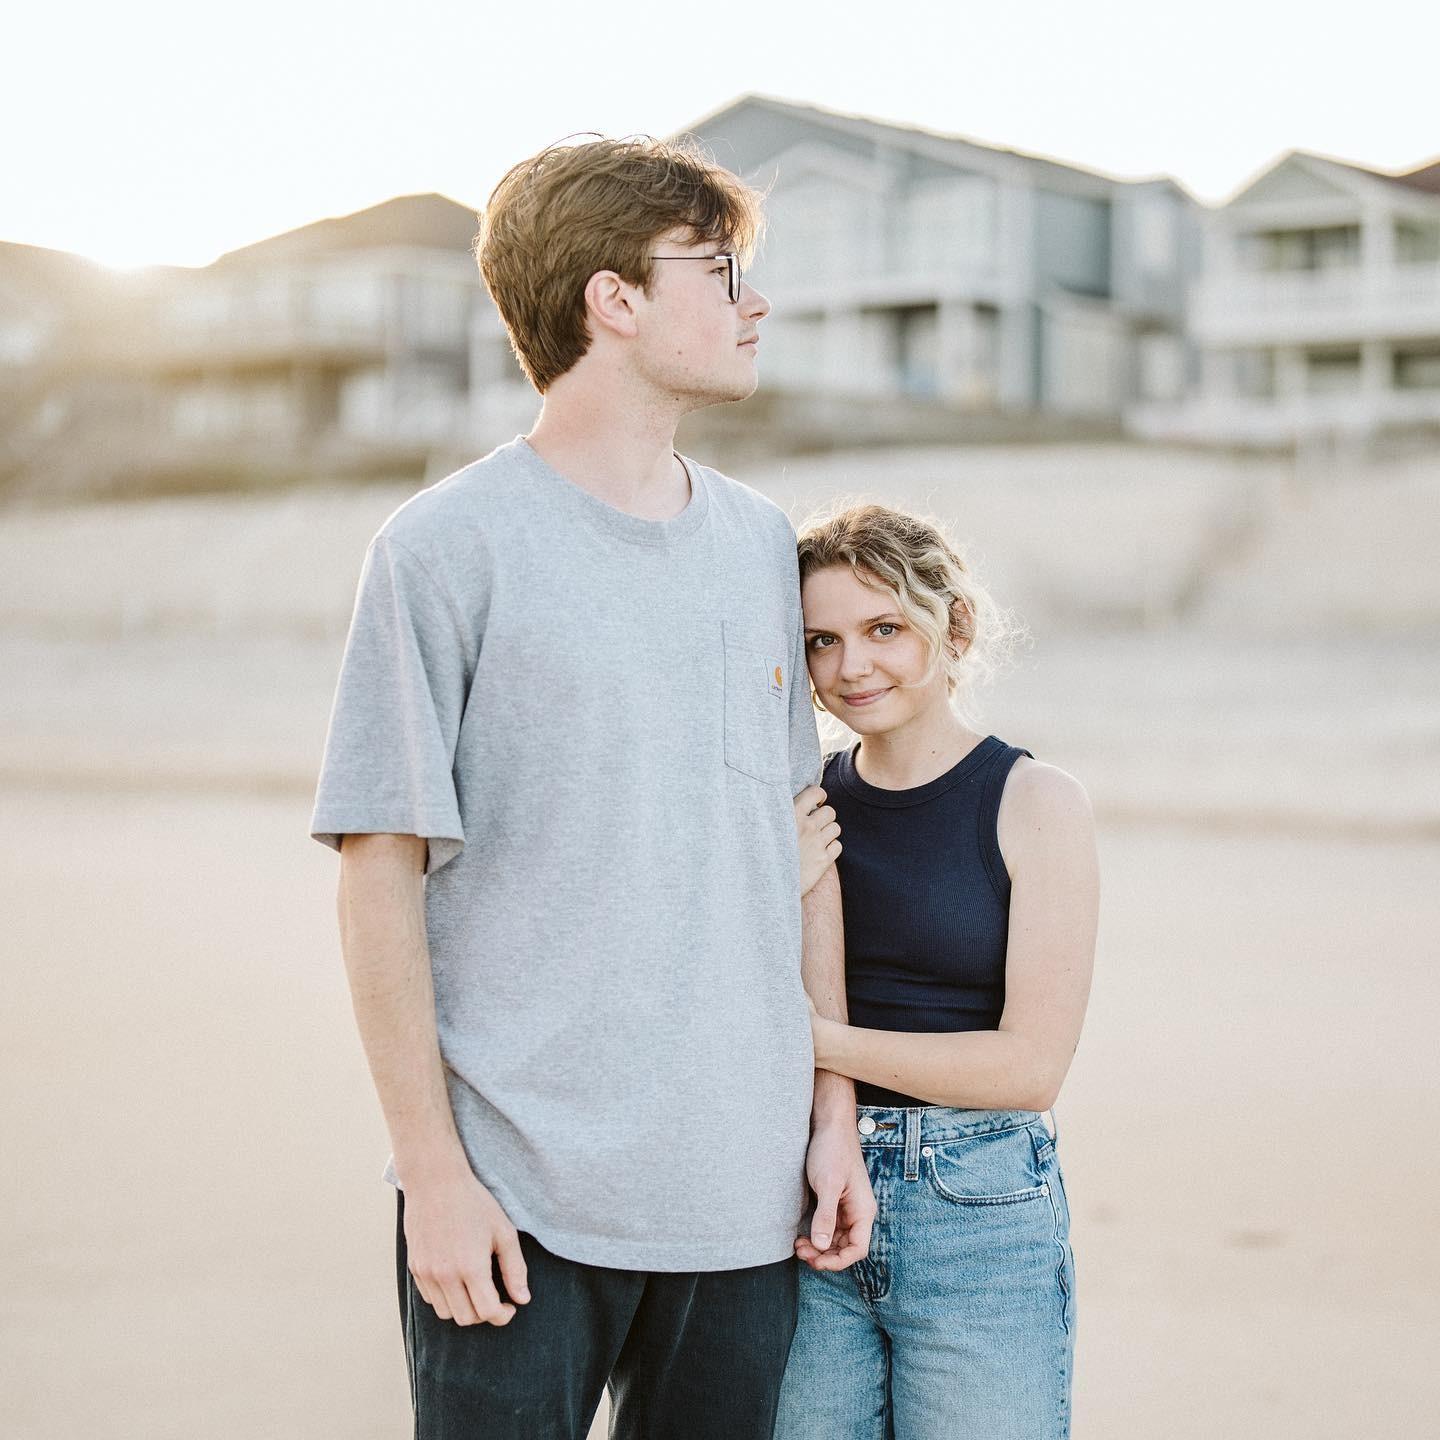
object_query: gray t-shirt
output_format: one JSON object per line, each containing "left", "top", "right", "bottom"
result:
{"left": 311, "top": 436, "right": 821, "bottom": 1271}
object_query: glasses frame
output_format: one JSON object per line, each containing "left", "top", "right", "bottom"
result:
{"left": 648, "top": 252, "right": 742, "bottom": 303}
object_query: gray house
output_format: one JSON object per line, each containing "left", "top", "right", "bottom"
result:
{"left": 685, "top": 95, "right": 1199, "bottom": 423}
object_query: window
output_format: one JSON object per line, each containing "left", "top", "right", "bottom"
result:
{"left": 892, "top": 305, "right": 940, "bottom": 397}
{"left": 1305, "top": 349, "right": 1361, "bottom": 394}
{"left": 1394, "top": 346, "right": 1440, "bottom": 389}
{"left": 1242, "top": 226, "right": 1361, "bottom": 273}
{"left": 1396, "top": 221, "right": 1440, "bottom": 264}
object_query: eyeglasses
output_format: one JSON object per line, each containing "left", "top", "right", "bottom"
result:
{"left": 648, "top": 252, "right": 742, "bottom": 303}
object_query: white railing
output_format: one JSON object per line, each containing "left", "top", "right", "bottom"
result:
{"left": 1130, "top": 387, "right": 1440, "bottom": 443}
{"left": 1192, "top": 264, "right": 1440, "bottom": 342}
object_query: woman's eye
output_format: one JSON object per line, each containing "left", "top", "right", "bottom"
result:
{"left": 875, "top": 624, "right": 897, "bottom": 637}
{"left": 808, "top": 635, "right": 835, "bottom": 649}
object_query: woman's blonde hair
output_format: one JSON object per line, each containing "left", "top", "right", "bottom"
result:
{"left": 796, "top": 502, "right": 1022, "bottom": 721}
{"left": 476, "top": 134, "right": 764, "bottom": 393}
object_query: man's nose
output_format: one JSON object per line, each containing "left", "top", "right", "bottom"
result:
{"left": 740, "top": 282, "right": 770, "bottom": 321}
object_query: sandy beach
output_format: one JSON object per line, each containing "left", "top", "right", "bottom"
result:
{"left": 3, "top": 450, "right": 1438, "bottom": 1437}
{"left": 4, "top": 788, "right": 1437, "bottom": 1437}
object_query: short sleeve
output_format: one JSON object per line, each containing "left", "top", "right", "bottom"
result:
{"left": 786, "top": 606, "right": 822, "bottom": 797}
{"left": 310, "top": 534, "right": 472, "bottom": 874}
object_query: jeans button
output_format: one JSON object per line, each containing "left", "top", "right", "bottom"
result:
{"left": 921, "top": 1145, "right": 933, "bottom": 1157}
{"left": 857, "top": 1116, "right": 877, "bottom": 1135}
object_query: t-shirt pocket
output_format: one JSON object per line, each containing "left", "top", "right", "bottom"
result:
{"left": 722, "top": 623, "right": 788, "bottom": 786}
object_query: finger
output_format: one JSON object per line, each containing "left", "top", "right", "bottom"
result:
{"left": 495, "top": 1230, "right": 531, "bottom": 1305}
{"left": 826, "top": 840, "right": 843, "bottom": 861}
{"left": 461, "top": 1268, "right": 516, "bottom": 1327}
{"left": 827, "top": 1224, "right": 871, "bottom": 1270}
{"left": 810, "top": 1195, "right": 838, "bottom": 1252}
{"left": 793, "top": 1236, "right": 826, "bottom": 1269}
{"left": 794, "top": 786, "right": 825, "bottom": 814}
{"left": 844, "top": 1206, "right": 875, "bottom": 1262}
{"left": 439, "top": 1275, "right": 482, "bottom": 1327}
{"left": 821, "top": 821, "right": 841, "bottom": 841}
{"left": 801, "top": 1224, "right": 847, "bottom": 1256}
{"left": 794, "top": 1232, "right": 829, "bottom": 1267}
{"left": 816, "top": 806, "right": 836, "bottom": 826}
{"left": 808, "top": 1226, "right": 855, "bottom": 1271}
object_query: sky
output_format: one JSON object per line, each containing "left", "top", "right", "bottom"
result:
{"left": 5, "top": 0, "right": 1439, "bottom": 269}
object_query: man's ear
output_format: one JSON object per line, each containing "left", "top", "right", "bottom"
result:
{"left": 584, "top": 270, "right": 640, "bottom": 340}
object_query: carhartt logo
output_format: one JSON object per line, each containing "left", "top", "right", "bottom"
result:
{"left": 768, "top": 663, "right": 784, "bottom": 698}
{"left": 774, "top": 665, "right": 783, "bottom": 688}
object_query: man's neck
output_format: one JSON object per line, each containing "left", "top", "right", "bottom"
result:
{"left": 526, "top": 387, "right": 690, "bottom": 521}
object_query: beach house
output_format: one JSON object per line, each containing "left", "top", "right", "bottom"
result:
{"left": 1135, "top": 150, "right": 1440, "bottom": 445}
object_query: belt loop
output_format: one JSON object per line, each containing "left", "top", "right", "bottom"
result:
{"left": 903, "top": 1108, "right": 922, "bottom": 1181}
{"left": 1045, "top": 1107, "right": 1060, "bottom": 1145}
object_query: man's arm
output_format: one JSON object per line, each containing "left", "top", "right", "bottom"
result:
{"left": 797, "top": 865, "right": 876, "bottom": 1270}
{"left": 338, "top": 832, "right": 529, "bottom": 1326}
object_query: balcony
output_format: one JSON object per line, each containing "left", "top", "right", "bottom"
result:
{"left": 1130, "top": 385, "right": 1440, "bottom": 445}
{"left": 1192, "top": 264, "right": 1440, "bottom": 346}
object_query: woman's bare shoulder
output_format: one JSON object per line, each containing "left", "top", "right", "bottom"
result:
{"left": 997, "top": 756, "right": 1095, "bottom": 862}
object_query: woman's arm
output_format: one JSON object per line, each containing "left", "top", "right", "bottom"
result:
{"left": 811, "top": 760, "right": 1099, "bottom": 1110}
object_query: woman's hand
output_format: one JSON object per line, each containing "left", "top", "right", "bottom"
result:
{"left": 794, "top": 785, "right": 842, "bottom": 897}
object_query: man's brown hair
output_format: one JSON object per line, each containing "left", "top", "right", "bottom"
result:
{"left": 476, "top": 134, "right": 764, "bottom": 392}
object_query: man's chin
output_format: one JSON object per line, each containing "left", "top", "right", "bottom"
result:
{"left": 681, "top": 380, "right": 759, "bottom": 412}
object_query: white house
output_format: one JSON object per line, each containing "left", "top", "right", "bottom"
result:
{"left": 688, "top": 95, "right": 1198, "bottom": 422}
{"left": 2, "top": 195, "right": 489, "bottom": 500}
{"left": 1134, "top": 151, "right": 1440, "bottom": 444}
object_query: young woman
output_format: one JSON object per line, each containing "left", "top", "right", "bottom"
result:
{"left": 776, "top": 504, "right": 1099, "bottom": 1440}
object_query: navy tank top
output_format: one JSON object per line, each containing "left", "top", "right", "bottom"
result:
{"left": 824, "top": 734, "right": 1033, "bottom": 1108}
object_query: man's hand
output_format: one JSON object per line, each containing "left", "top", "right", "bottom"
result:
{"left": 795, "top": 1119, "right": 875, "bottom": 1272}
{"left": 402, "top": 1167, "right": 531, "bottom": 1326}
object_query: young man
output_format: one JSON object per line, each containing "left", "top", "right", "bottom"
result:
{"left": 309, "top": 136, "right": 875, "bottom": 1439}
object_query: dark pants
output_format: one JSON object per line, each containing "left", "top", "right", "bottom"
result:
{"left": 395, "top": 1189, "right": 800, "bottom": 1439}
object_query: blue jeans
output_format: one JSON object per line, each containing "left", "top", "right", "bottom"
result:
{"left": 775, "top": 1106, "right": 1076, "bottom": 1440}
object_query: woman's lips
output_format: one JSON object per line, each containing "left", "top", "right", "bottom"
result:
{"left": 840, "top": 687, "right": 891, "bottom": 707}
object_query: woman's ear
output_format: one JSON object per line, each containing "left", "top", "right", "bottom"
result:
{"left": 949, "top": 596, "right": 975, "bottom": 658}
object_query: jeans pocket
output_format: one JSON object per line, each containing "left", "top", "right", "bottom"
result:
{"left": 925, "top": 1122, "right": 1050, "bottom": 1206}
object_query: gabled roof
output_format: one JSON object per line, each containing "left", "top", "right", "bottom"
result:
{"left": 1228, "top": 149, "right": 1440, "bottom": 208}
{"left": 686, "top": 93, "right": 1194, "bottom": 199}
{"left": 1320, "top": 154, "right": 1440, "bottom": 197}
{"left": 212, "top": 193, "right": 482, "bottom": 268}
{"left": 1380, "top": 158, "right": 1440, "bottom": 196}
